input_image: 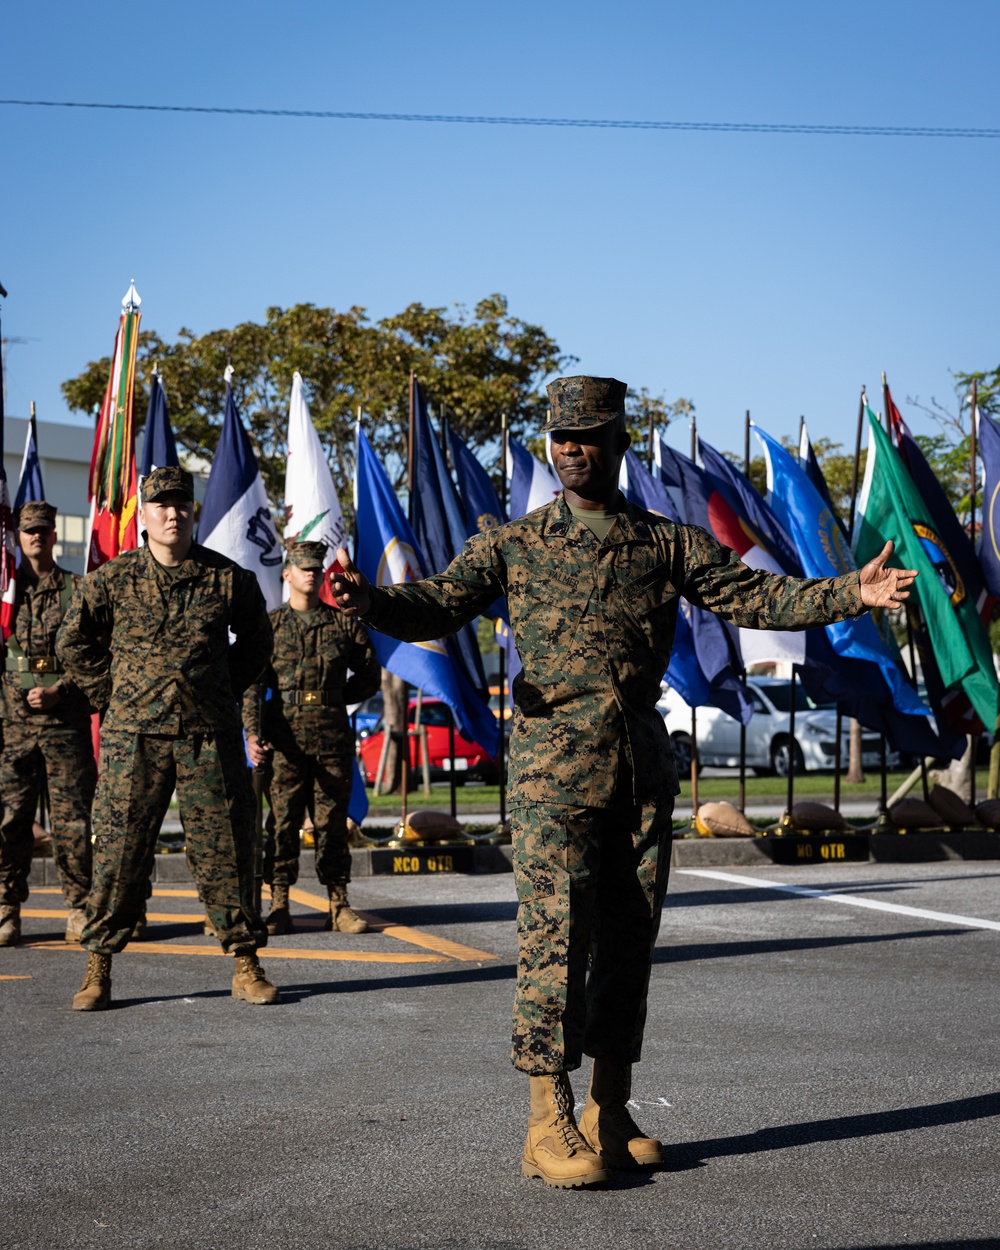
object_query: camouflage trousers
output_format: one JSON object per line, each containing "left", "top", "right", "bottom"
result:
{"left": 509, "top": 794, "right": 674, "bottom": 1075}
{"left": 265, "top": 742, "right": 353, "bottom": 888}
{"left": 0, "top": 723, "right": 97, "bottom": 908}
{"left": 83, "top": 729, "right": 260, "bottom": 956}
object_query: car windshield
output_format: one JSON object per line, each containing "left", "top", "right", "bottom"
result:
{"left": 759, "top": 684, "right": 835, "bottom": 713}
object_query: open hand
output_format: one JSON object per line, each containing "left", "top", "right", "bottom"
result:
{"left": 330, "top": 547, "right": 371, "bottom": 617}
{"left": 859, "top": 540, "right": 918, "bottom": 611}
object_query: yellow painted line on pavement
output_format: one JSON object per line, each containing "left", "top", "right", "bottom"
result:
{"left": 25, "top": 885, "right": 498, "bottom": 964}
{"left": 23, "top": 938, "right": 447, "bottom": 963}
{"left": 23, "top": 908, "right": 206, "bottom": 923}
{"left": 0, "top": 975, "right": 33, "bottom": 980}
{"left": 288, "top": 885, "right": 498, "bottom": 963}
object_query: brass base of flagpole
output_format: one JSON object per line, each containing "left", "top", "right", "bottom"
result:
{"left": 758, "top": 810, "right": 795, "bottom": 837}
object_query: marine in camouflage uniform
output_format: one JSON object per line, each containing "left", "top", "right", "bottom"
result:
{"left": 55, "top": 466, "right": 279, "bottom": 1010}
{"left": 331, "top": 375, "right": 918, "bottom": 1188}
{"left": 0, "top": 502, "right": 96, "bottom": 947}
{"left": 243, "top": 540, "right": 380, "bottom": 935}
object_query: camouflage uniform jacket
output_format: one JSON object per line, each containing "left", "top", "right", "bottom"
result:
{"left": 55, "top": 543, "right": 272, "bottom": 734}
{"left": 242, "top": 601, "right": 381, "bottom": 752}
{"left": 362, "top": 493, "right": 868, "bottom": 807}
{"left": 1, "top": 564, "right": 91, "bottom": 728}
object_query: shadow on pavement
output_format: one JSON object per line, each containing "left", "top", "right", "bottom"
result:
{"left": 354, "top": 901, "right": 518, "bottom": 926}
{"left": 670, "top": 1091, "right": 1000, "bottom": 1172}
{"left": 278, "top": 961, "right": 517, "bottom": 1003}
{"left": 653, "top": 927, "right": 962, "bottom": 964}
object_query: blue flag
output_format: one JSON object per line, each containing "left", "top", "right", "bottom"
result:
{"left": 410, "top": 381, "right": 489, "bottom": 700}
{"left": 622, "top": 450, "right": 750, "bottom": 724}
{"left": 354, "top": 425, "right": 500, "bottom": 757}
{"left": 139, "top": 370, "right": 179, "bottom": 478}
{"left": 446, "top": 422, "right": 519, "bottom": 689}
{"left": 199, "top": 382, "right": 284, "bottom": 610}
{"left": 798, "top": 420, "right": 845, "bottom": 535}
{"left": 507, "top": 436, "right": 560, "bottom": 519}
{"left": 14, "top": 410, "right": 45, "bottom": 508}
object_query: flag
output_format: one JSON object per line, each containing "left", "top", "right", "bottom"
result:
{"left": 447, "top": 423, "right": 507, "bottom": 535}
{"left": 854, "top": 406, "right": 999, "bottom": 730}
{"left": 0, "top": 305, "right": 15, "bottom": 641}
{"left": 886, "top": 381, "right": 993, "bottom": 622}
{"left": 14, "top": 408, "right": 45, "bottom": 508}
{"left": 506, "top": 436, "right": 561, "bottom": 520}
{"left": 410, "top": 379, "right": 490, "bottom": 701}
{"left": 755, "top": 422, "right": 934, "bottom": 723}
{"left": 446, "top": 421, "right": 520, "bottom": 688}
{"left": 798, "top": 419, "right": 844, "bottom": 533}
{"left": 679, "top": 435, "right": 956, "bottom": 754}
{"left": 284, "top": 371, "right": 349, "bottom": 604}
{"left": 199, "top": 378, "right": 284, "bottom": 611}
{"left": 621, "top": 449, "right": 750, "bottom": 724}
{"left": 87, "top": 284, "right": 142, "bottom": 570}
{"left": 354, "top": 424, "right": 499, "bottom": 757}
{"left": 139, "top": 368, "right": 179, "bottom": 479}
{"left": 977, "top": 405, "right": 1000, "bottom": 602}
{"left": 676, "top": 438, "right": 807, "bottom": 669}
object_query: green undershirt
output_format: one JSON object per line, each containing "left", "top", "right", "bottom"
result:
{"left": 567, "top": 502, "right": 619, "bottom": 543}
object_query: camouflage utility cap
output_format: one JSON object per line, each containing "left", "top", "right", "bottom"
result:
{"left": 15, "top": 501, "right": 57, "bottom": 531}
{"left": 544, "top": 376, "right": 627, "bottom": 433}
{"left": 141, "top": 466, "right": 194, "bottom": 503}
{"left": 285, "top": 541, "right": 328, "bottom": 570}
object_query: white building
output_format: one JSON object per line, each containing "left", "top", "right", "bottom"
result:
{"left": 3, "top": 417, "right": 93, "bottom": 572}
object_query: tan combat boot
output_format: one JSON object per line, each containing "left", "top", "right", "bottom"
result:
{"left": 578, "top": 1059, "right": 665, "bottom": 1169}
{"left": 521, "top": 1072, "right": 608, "bottom": 1188}
{"left": 231, "top": 952, "right": 279, "bottom": 1004}
{"left": 64, "top": 907, "right": 87, "bottom": 943}
{"left": 266, "top": 885, "right": 293, "bottom": 936}
{"left": 327, "top": 885, "right": 368, "bottom": 934}
{"left": 72, "top": 952, "right": 112, "bottom": 1011}
{"left": 0, "top": 905, "right": 21, "bottom": 947}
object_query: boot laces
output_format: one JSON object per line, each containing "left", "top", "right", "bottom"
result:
{"left": 554, "top": 1116, "right": 589, "bottom": 1155}
{"left": 82, "top": 954, "right": 109, "bottom": 986}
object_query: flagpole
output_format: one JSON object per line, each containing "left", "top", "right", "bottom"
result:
{"left": 689, "top": 413, "right": 699, "bottom": 824}
{"left": 497, "top": 411, "right": 508, "bottom": 832}
{"left": 970, "top": 378, "right": 979, "bottom": 806}
{"left": 647, "top": 399, "right": 655, "bottom": 472}
{"left": 739, "top": 410, "right": 750, "bottom": 816}
{"left": 845, "top": 386, "right": 868, "bottom": 793}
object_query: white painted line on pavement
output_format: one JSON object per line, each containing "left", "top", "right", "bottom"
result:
{"left": 677, "top": 869, "right": 1000, "bottom": 932}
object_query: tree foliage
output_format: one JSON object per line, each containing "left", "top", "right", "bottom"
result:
{"left": 61, "top": 296, "right": 574, "bottom": 508}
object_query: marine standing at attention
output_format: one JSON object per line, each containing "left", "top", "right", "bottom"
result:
{"left": 244, "top": 539, "right": 381, "bottom": 936}
{"left": 0, "top": 502, "right": 97, "bottom": 947}
{"left": 55, "top": 466, "right": 278, "bottom": 1011}
{"left": 330, "top": 375, "right": 918, "bottom": 1188}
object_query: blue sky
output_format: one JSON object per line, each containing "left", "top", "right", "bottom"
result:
{"left": 2, "top": 0, "right": 998, "bottom": 465}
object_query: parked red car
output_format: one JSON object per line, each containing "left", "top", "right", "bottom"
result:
{"left": 356, "top": 698, "right": 499, "bottom": 785}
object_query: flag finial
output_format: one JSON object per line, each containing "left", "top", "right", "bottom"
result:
{"left": 122, "top": 280, "right": 141, "bottom": 312}
{"left": 224, "top": 364, "right": 235, "bottom": 385}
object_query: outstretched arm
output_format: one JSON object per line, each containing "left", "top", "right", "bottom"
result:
{"left": 331, "top": 538, "right": 503, "bottom": 642}
{"left": 858, "top": 541, "right": 918, "bottom": 611}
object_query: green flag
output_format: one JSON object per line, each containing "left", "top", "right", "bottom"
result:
{"left": 853, "top": 407, "right": 998, "bottom": 727}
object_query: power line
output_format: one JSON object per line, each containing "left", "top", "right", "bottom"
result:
{"left": 2, "top": 97, "right": 1000, "bottom": 139}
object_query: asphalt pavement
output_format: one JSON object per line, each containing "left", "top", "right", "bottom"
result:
{"left": 2, "top": 861, "right": 999, "bottom": 1250}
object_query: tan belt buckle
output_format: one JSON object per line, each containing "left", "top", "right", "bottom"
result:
{"left": 302, "top": 691, "right": 321, "bottom": 705}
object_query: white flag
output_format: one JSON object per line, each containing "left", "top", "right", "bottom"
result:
{"left": 285, "top": 372, "right": 349, "bottom": 604}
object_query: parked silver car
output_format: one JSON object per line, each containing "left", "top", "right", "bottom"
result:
{"left": 658, "top": 678, "right": 898, "bottom": 776}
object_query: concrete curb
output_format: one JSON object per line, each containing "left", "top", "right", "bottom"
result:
{"left": 28, "top": 827, "right": 1000, "bottom": 888}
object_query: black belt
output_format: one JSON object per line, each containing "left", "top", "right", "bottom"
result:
{"left": 283, "top": 690, "right": 341, "bottom": 707}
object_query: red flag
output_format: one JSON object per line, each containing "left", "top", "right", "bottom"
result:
{"left": 87, "top": 284, "right": 141, "bottom": 570}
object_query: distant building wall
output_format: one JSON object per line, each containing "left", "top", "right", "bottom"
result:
{"left": 4, "top": 415, "right": 207, "bottom": 574}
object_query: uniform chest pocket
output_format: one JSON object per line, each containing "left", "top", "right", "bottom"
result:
{"left": 620, "top": 564, "right": 678, "bottom": 616}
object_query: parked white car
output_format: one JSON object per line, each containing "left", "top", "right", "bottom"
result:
{"left": 658, "top": 678, "right": 899, "bottom": 776}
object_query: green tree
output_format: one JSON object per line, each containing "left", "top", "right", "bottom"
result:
{"left": 61, "top": 296, "right": 574, "bottom": 507}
